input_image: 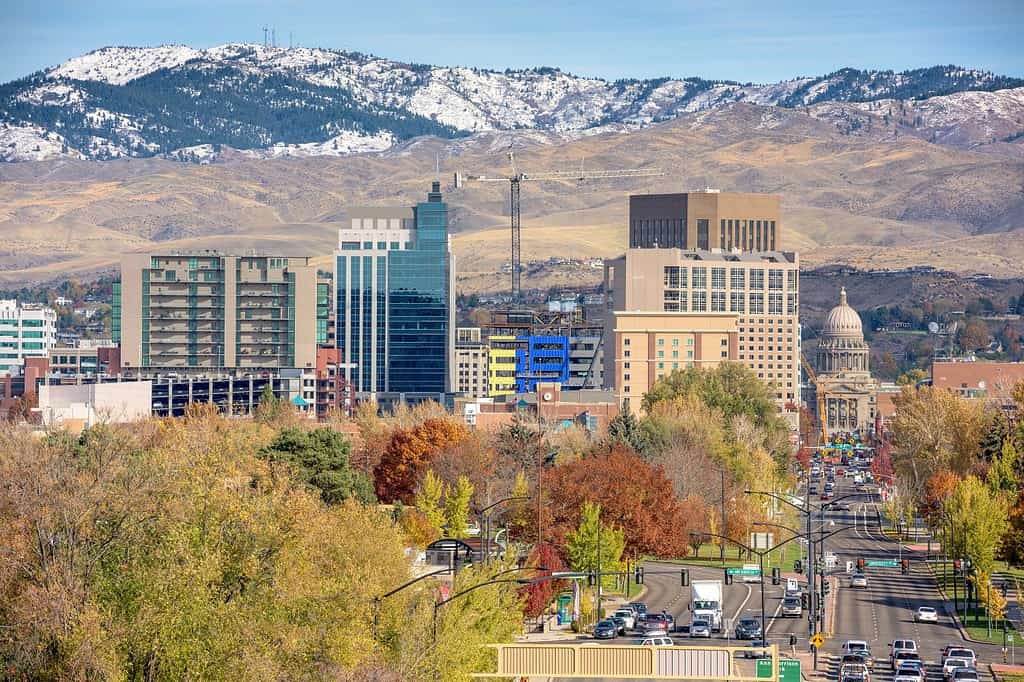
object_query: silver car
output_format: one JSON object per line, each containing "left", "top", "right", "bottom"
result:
{"left": 851, "top": 573, "right": 868, "bottom": 588}
{"left": 689, "top": 619, "right": 712, "bottom": 638}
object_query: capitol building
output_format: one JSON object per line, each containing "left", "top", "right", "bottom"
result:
{"left": 815, "top": 287, "right": 880, "bottom": 438}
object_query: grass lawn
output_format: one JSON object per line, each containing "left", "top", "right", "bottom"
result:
{"left": 929, "top": 559, "right": 1016, "bottom": 644}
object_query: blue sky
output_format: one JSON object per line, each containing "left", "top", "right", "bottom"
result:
{"left": 3, "top": 0, "right": 1023, "bottom": 84}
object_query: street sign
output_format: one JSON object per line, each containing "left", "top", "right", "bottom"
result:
{"left": 810, "top": 633, "right": 825, "bottom": 648}
{"left": 757, "top": 657, "right": 802, "bottom": 682}
{"left": 866, "top": 560, "right": 899, "bottom": 568}
{"left": 727, "top": 567, "right": 762, "bottom": 576}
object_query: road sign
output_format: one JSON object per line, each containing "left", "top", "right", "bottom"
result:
{"left": 757, "top": 657, "right": 802, "bottom": 682}
{"left": 727, "top": 567, "right": 762, "bottom": 576}
{"left": 810, "top": 633, "right": 825, "bottom": 648}
{"left": 866, "top": 560, "right": 899, "bottom": 568}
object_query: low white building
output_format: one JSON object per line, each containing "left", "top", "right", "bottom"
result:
{"left": 0, "top": 299, "right": 57, "bottom": 377}
{"left": 38, "top": 382, "right": 152, "bottom": 428}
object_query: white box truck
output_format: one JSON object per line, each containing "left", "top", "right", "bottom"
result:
{"left": 690, "top": 580, "right": 724, "bottom": 632}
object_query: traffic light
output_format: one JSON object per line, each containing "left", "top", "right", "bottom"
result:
{"left": 856, "top": 558, "right": 865, "bottom": 572}
{"left": 635, "top": 566, "right": 644, "bottom": 585}
{"left": 794, "top": 559, "right": 803, "bottom": 574}
{"left": 680, "top": 569, "right": 689, "bottom": 587}
{"left": 822, "top": 581, "right": 831, "bottom": 595}
{"left": 725, "top": 570, "right": 734, "bottom": 585}
{"left": 800, "top": 593, "right": 808, "bottom": 608}
{"left": 588, "top": 572, "right": 595, "bottom": 587}
{"left": 953, "top": 559, "right": 962, "bottom": 577}
{"left": 900, "top": 559, "right": 909, "bottom": 575}
{"left": 772, "top": 567, "right": 781, "bottom": 585}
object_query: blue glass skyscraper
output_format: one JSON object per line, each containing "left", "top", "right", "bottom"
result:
{"left": 334, "top": 182, "right": 454, "bottom": 397}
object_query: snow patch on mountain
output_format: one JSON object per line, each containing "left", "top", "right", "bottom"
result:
{"left": 50, "top": 45, "right": 203, "bottom": 85}
{"left": 0, "top": 123, "right": 83, "bottom": 161}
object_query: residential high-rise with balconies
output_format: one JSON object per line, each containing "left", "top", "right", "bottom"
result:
{"left": 118, "top": 253, "right": 317, "bottom": 372}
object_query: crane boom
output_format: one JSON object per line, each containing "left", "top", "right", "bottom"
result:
{"left": 800, "top": 353, "right": 828, "bottom": 447}
{"left": 456, "top": 154, "right": 662, "bottom": 302}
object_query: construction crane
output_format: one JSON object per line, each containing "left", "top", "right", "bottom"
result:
{"left": 800, "top": 353, "right": 828, "bottom": 448}
{"left": 455, "top": 149, "right": 662, "bottom": 302}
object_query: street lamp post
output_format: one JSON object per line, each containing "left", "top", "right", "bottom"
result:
{"left": 432, "top": 566, "right": 547, "bottom": 644}
{"left": 478, "top": 495, "right": 529, "bottom": 567}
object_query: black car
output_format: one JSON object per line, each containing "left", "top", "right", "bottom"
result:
{"left": 735, "top": 618, "right": 763, "bottom": 639}
{"left": 628, "top": 601, "right": 648, "bottom": 617}
{"left": 593, "top": 619, "right": 618, "bottom": 639}
{"left": 610, "top": 615, "right": 627, "bottom": 634}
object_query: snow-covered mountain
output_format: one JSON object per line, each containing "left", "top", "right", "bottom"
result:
{"left": 1, "top": 42, "right": 1022, "bottom": 162}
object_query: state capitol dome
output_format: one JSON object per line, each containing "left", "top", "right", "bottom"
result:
{"left": 816, "top": 287, "right": 870, "bottom": 375}
{"left": 822, "top": 288, "right": 863, "bottom": 339}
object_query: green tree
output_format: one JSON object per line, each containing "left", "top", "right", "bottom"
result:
{"left": 980, "top": 410, "right": 1011, "bottom": 461}
{"left": 896, "top": 368, "right": 928, "bottom": 386}
{"left": 987, "top": 439, "right": 1019, "bottom": 495}
{"left": 415, "top": 469, "right": 447, "bottom": 532}
{"left": 606, "top": 410, "right": 650, "bottom": 457}
{"left": 641, "top": 362, "right": 777, "bottom": 430}
{"left": 945, "top": 475, "right": 1009, "bottom": 576}
{"left": 444, "top": 476, "right": 474, "bottom": 539}
{"left": 564, "top": 502, "right": 625, "bottom": 591}
{"left": 261, "top": 426, "right": 375, "bottom": 504}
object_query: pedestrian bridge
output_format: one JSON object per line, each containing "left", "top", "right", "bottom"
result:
{"left": 472, "top": 643, "right": 782, "bottom": 679}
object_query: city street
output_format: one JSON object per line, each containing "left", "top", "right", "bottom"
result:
{"left": 554, "top": 472, "right": 1004, "bottom": 682}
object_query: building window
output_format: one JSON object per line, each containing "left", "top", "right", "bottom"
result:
{"left": 787, "top": 269, "right": 797, "bottom": 291}
{"left": 749, "top": 270, "right": 764, "bottom": 290}
{"left": 749, "top": 293, "right": 764, "bottom": 314}
{"left": 721, "top": 350, "right": 728, "bottom": 358}
{"left": 769, "top": 293, "right": 783, "bottom": 315}
{"left": 730, "top": 268, "right": 745, "bottom": 289}
{"left": 692, "top": 291, "right": 707, "bottom": 312}
{"left": 624, "top": 350, "right": 631, "bottom": 357}
{"left": 697, "top": 219, "right": 709, "bottom": 250}
{"left": 768, "top": 269, "right": 783, "bottom": 290}
{"left": 711, "top": 291, "right": 726, "bottom": 312}
{"left": 711, "top": 267, "right": 726, "bottom": 290}
{"left": 664, "top": 266, "right": 683, "bottom": 288}
{"left": 787, "top": 294, "right": 797, "bottom": 315}
{"left": 657, "top": 350, "right": 664, "bottom": 358}
{"left": 624, "top": 386, "right": 630, "bottom": 393}
{"left": 730, "top": 292, "right": 745, "bottom": 313}
{"left": 657, "top": 338, "right": 665, "bottom": 346}
{"left": 691, "top": 267, "right": 707, "bottom": 288}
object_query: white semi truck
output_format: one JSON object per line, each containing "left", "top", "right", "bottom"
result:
{"left": 690, "top": 580, "right": 723, "bottom": 632}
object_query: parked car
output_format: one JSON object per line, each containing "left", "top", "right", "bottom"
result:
{"left": 593, "top": 620, "right": 618, "bottom": 639}
{"left": 689, "top": 619, "right": 712, "bottom": 638}
{"left": 735, "top": 618, "right": 763, "bottom": 639}
{"left": 914, "top": 607, "right": 938, "bottom": 623}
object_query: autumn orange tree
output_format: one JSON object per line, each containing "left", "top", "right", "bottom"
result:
{"left": 542, "top": 444, "right": 697, "bottom": 558}
{"left": 373, "top": 417, "right": 469, "bottom": 504}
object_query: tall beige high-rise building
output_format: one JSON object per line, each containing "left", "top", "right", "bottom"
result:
{"left": 628, "top": 190, "right": 782, "bottom": 251}
{"left": 118, "top": 253, "right": 318, "bottom": 371}
{"left": 604, "top": 248, "right": 801, "bottom": 410}
{"left": 454, "top": 327, "right": 489, "bottom": 398}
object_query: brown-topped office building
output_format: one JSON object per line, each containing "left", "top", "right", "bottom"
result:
{"left": 629, "top": 190, "right": 781, "bottom": 252}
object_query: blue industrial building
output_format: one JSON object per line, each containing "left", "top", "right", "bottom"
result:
{"left": 515, "top": 335, "right": 570, "bottom": 393}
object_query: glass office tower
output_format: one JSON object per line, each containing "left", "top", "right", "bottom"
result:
{"left": 334, "top": 182, "right": 454, "bottom": 397}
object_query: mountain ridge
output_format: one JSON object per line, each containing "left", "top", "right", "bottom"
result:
{"left": 2, "top": 42, "right": 1022, "bottom": 162}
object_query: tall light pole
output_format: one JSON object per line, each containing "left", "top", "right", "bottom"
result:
{"left": 478, "top": 495, "right": 529, "bottom": 567}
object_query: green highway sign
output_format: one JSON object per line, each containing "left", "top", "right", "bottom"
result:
{"left": 727, "top": 567, "right": 762, "bottom": 576}
{"left": 866, "top": 560, "right": 899, "bottom": 568}
{"left": 757, "top": 658, "right": 801, "bottom": 682}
